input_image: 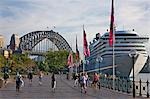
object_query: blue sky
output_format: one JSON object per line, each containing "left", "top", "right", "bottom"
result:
{"left": 0, "top": 0, "right": 150, "bottom": 56}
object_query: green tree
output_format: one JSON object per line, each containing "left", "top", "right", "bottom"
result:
{"left": 36, "top": 61, "right": 49, "bottom": 72}
{"left": 10, "top": 53, "right": 36, "bottom": 73}
{"left": 0, "top": 54, "right": 5, "bottom": 68}
{"left": 45, "top": 50, "right": 75, "bottom": 72}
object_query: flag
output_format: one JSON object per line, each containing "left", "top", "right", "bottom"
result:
{"left": 109, "top": 0, "right": 115, "bottom": 46}
{"left": 83, "top": 28, "right": 90, "bottom": 57}
{"left": 76, "top": 36, "right": 80, "bottom": 61}
{"left": 67, "top": 52, "right": 73, "bottom": 68}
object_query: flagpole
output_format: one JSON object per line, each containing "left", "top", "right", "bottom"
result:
{"left": 108, "top": 0, "right": 115, "bottom": 90}
{"left": 83, "top": 25, "right": 85, "bottom": 73}
{"left": 75, "top": 35, "right": 77, "bottom": 74}
{"left": 75, "top": 60, "right": 77, "bottom": 74}
{"left": 112, "top": 0, "right": 115, "bottom": 90}
{"left": 83, "top": 57, "right": 85, "bottom": 73}
{"left": 113, "top": 29, "right": 115, "bottom": 90}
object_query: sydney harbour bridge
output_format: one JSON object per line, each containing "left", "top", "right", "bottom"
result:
{"left": 16, "top": 30, "right": 72, "bottom": 56}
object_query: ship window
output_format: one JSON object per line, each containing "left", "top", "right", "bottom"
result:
{"left": 115, "top": 34, "right": 137, "bottom": 36}
{"left": 104, "top": 33, "right": 137, "bottom": 37}
{"left": 115, "top": 45, "right": 145, "bottom": 47}
{"left": 105, "top": 49, "right": 145, "bottom": 51}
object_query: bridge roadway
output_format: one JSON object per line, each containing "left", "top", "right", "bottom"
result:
{"left": 0, "top": 74, "right": 144, "bottom": 99}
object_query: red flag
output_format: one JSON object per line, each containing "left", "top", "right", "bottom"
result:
{"left": 109, "top": 0, "right": 115, "bottom": 46}
{"left": 83, "top": 28, "right": 90, "bottom": 57}
{"left": 76, "top": 36, "right": 80, "bottom": 61}
{"left": 67, "top": 52, "right": 73, "bottom": 68}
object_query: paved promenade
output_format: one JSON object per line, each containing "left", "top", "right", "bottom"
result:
{"left": 0, "top": 74, "right": 145, "bottom": 99}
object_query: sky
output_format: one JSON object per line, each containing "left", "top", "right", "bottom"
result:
{"left": 0, "top": 0, "right": 150, "bottom": 57}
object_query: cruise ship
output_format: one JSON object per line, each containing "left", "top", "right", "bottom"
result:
{"left": 85, "top": 30, "right": 149, "bottom": 77}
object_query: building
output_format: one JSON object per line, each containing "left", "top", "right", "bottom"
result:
{"left": 0, "top": 35, "right": 4, "bottom": 48}
{"left": 9, "top": 34, "right": 20, "bottom": 51}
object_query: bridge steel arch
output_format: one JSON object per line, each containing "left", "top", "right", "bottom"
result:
{"left": 19, "top": 30, "right": 72, "bottom": 52}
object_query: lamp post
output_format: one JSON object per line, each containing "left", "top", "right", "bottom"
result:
{"left": 96, "top": 55, "right": 103, "bottom": 75}
{"left": 96, "top": 55, "right": 103, "bottom": 89}
{"left": 129, "top": 49, "right": 138, "bottom": 98}
{"left": 83, "top": 60, "right": 89, "bottom": 73}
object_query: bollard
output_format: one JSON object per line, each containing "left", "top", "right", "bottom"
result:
{"left": 115, "top": 78, "right": 118, "bottom": 90}
{"left": 133, "top": 79, "right": 135, "bottom": 98}
{"left": 139, "top": 79, "right": 142, "bottom": 96}
{"left": 118, "top": 78, "right": 120, "bottom": 91}
{"left": 127, "top": 79, "right": 129, "bottom": 93}
{"left": 147, "top": 80, "right": 149, "bottom": 98}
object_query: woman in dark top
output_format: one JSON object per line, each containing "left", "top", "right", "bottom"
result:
{"left": 28, "top": 72, "right": 33, "bottom": 84}
{"left": 16, "top": 73, "right": 21, "bottom": 92}
{"left": 51, "top": 73, "right": 56, "bottom": 92}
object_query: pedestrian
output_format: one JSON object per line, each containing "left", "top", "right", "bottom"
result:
{"left": 51, "top": 73, "right": 56, "bottom": 92}
{"left": 3, "top": 72, "right": 9, "bottom": 86}
{"left": 27, "top": 71, "right": 33, "bottom": 84}
{"left": 81, "top": 73, "right": 88, "bottom": 94}
{"left": 20, "top": 76, "right": 24, "bottom": 88}
{"left": 16, "top": 72, "right": 22, "bottom": 92}
{"left": 66, "top": 72, "right": 69, "bottom": 80}
{"left": 85, "top": 72, "right": 89, "bottom": 87}
{"left": 93, "top": 73, "right": 99, "bottom": 89}
{"left": 73, "top": 73, "right": 78, "bottom": 87}
{"left": 38, "top": 71, "right": 43, "bottom": 85}
{"left": 98, "top": 73, "right": 101, "bottom": 89}
{"left": 78, "top": 73, "right": 81, "bottom": 86}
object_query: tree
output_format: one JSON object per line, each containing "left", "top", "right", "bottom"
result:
{"left": 0, "top": 55, "right": 5, "bottom": 68}
{"left": 45, "top": 50, "right": 75, "bottom": 72}
{"left": 36, "top": 61, "right": 49, "bottom": 72}
{"left": 10, "top": 53, "right": 36, "bottom": 73}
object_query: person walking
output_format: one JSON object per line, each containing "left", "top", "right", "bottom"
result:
{"left": 85, "top": 72, "right": 89, "bottom": 87}
{"left": 78, "top": 73, "right": 82, "bottom": 86}
{"left": 16, "top": 72, "right": 22, "bottom": 92}
{"left": 27, "top": 71, "right": 33, "bottom": 85}
{"left": 51, "top": 73, "right": 56, "bottom": 92}
{"left": 3, "top": 72, "right": 9, "bottom": 86}
{"left": 38, "top": 71, "right": 43, "bottom": 85}
{"left": 73, "top": 73, "right": 78, "bottom": 87}
{"left": 81, "top": 73, "right": 88, "bottom": 94}
{"left": 93, "top": 73, "right": 99, "bottom": 90}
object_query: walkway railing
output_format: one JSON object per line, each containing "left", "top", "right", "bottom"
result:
{"left": 100, "top": 76, "right": 149, "bottom": 98}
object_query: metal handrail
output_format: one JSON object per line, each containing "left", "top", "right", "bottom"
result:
{"left": 100, "top": 76, "right": 149, "bottom": 98}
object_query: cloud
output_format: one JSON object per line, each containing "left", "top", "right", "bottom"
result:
{"left": 115, "top": 0, "right": 150, "bottom": 32}
{"left": 0, "top": 0, "right": 149, "bottom": 56}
